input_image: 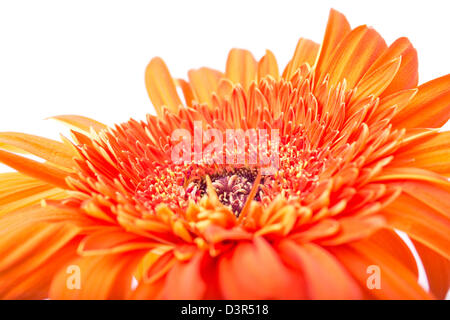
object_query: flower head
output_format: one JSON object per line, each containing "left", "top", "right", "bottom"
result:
{"left": 0, "top": 9, "right": 449, "bottom": 299}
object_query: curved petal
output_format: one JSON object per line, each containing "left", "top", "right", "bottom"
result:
{"left": 383, "top": 193, "right": 450, "bottom": 260}
{"left": 0, "top": 242, "right": 78, "bottom": 299}
{"left": 278, "top": 240, "right": 362, "bottom": 299}
{"left": 330, "top": 241, "right": 431, "bottom": 299}
{"left": 49, "top": 115, "right": 107, "bottom": 133}
{"left": 0, "top": 132, "right": 75, "bottom": 169}
{"left": 319, "top": 215, "right": 385, "bottom": 246}
{"left": 368, "top": 228, "right": 418, "bottom": 277}
{"left": 219, "top": 237, "right": 304, "bottom": 299}
{"left": 366, "top": 37, "right": 418, "bottom": 97}
{"left": 413, "top": 239, "right": 450, "bottom": 299}
{"left": 391, "top": 131, "right": 450, "bottom": 176}
{"left": 283, "top": 38, "right": 319, "bottom": 79}
{"left": 49, "top": 252, "right": 143, "bottom": 299}
{"left": 225, "top": 48, "right": 257, "bottom": 90}
{"left": 321, "top": 25, "right": 387, "bottom": 89}
{"left": 78, "top": 227, "right": 159, "bottom": 256}
{"left": 145, "top": 57, "right": 182, "bottom": 116}
{"left": 350, "top": 57, "right": 402, "bottom": 105}
{"left": 392, "top": 74, "right": 450, "bottom": 129}
{"left": 188, "top": 67, "right": 223, "bottom": 108}
{"left": 175, "top": 78, "right": 195, "bottom": 107}
{"left": 0, "top": 149, "right": 70, "bottom": 189}
{"left": 258, "top": 49, "right": 279, "bottom": 80}
{"left": 314, "top": 9, "right": 351, "bottom": 83}
{"left": 163, "top": 251, "right": 206, "bottom": 299}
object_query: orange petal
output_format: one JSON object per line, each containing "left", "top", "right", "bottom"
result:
{"left": 370, "top": 88, "right": 418, "bottom": 121}
{"left": 225, "top": 49, "right": 257, "bottom": 90}
{"left": 145, "top": 57, "right": 182, "bottom": 116}
{"left": 350, "top": 57, "right": 401, "bottom": 105}
{"left": 78, "top": 227, "right": 158, "bottom": 256}
{"left": 49, "top": 114, "right": 107, "bottom": 133}
{"left": 365, "top": 37, "right": 418, "bottom": 97}
{"left": 392, "top": 74, "right": 450, "bottom": 128}
{"left": 392, "top": 131, "right": 450, "bottom": 176}
{"left": 0, "top": 185, "right": 66, "bottom": 216}
{"left": 0, "top": 223, "right": 80, "bottom": 275}
{"left": 0, "top": 206, "right": 83, "bottom": 299}
{"left": 321, "top": 25, "right": 387, "bottom": 89}
{"left": 278, "top": 240, "right": 362, "bottom": 299}
{"left": 175, "top": 78, "right": 195, "bottom": 107}
{"left": 290, "top": 218, "right": 340, "bottom": 243}
{"left": 283, "top": 38, "right": 319, "bottom": 79}
{"left": 219, "top": 237, "right": 304, "bottom": 299}
{"left": 413, "top": 239, "right": 450, "bottom": 299}
{"left": 394, "top": 180, "right": 450, "bottom": 218}
{"left": 0, "top": 242, "right": 78, "bottom": 299}
{"left": 314, "top": 9, "right": 351, "bottom": 83}
{"left": 368, "top": 228, "right": 418, "bottom": 277}
{"left": 319, "top": 215, "right": 385, "bottom": 246}
{"left": 258, "top": 49, "right": 279, "bottom": 80}
{"left": 188, "top": 67, "right": 223, "bottom": 108}
{"left": 330, "top": 241, "right": 431, "bottom": 299}
{"left": 0, "top": 132, "right": 75, "bottom": 169}
{"left": 383, "top": 193, "right": 450, "bottom": 260}
{"left": 163, "top": 251, "right": 206, "bottom": 299}
{"left": 49, "top": 252, "right": 143, "bottom": 299}
{"left": 0, "top": 149, "right": 69, "bottom": 189}
{"left": 373, "top": 167, "right": 450, "bottom": 186}
{"left": 140, "top": 249, "right": 176, "bottom": 284}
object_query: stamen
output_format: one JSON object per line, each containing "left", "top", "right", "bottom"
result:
{"left": 186, "top": 167, "right": 264, "bottom": 216}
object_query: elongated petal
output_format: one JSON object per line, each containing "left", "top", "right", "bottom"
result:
{"left": 0, "top": 242, "right": 78, "bottom": 299}
{"left": 322, "top": 25, "right": 387, "bottom": 89}
{"left": 0, "top": 185, "right": 66, "bottom": 216}
{"left": 373, "top": 167, "right": 450, "bottom": 186}
{"left": 0, "top": 132, "right": 75, "bottom": 169}
{"left": 258, "top": 49, "right": 279, "bottom": 80}
{"left": 392, "top": 74, "right": 450, "bottom": 128}
{"left": 225, "top": 49, "right": 257, "bottom": 90}
{"left": 330, "top": 241, "right": 431, "bottom": 299}
{"left": 368, "top": 229, "right": 418, "bottom": 277}
{"left": 350, "top": 57, "right": 402, "bottom": 106}
{"left": 188, "top": 67, "right": 223, "bottom": 107}
{"left": 219, "top": 237, "right": 304, "bottom": 299}
{"left": 145, "top": 57, "right": 182, "bottom": 116}
{"left": 278, "top": 240, "right": 362, "bottom": 299}
{"left": 370, "top": 88, "right": 417, "bottom": 120}
{"left": 0, "top": 150, "right": 69, "bottom": 189}
{"left": 0, "top": 206, "right": 85, "bottom": 299}
{"left": 365, "top": 37, "right": 418, "bottom": 96}
{"left": 175, "top": 78, "right": 194, "bottom": 107}
{"left": 283, "top": 38, "right": 319, "bottom": 79}
{"left": 319, "top": 215, "right": 385, "bottom": 246}
{"left": 392, "top": 131, "right": 450, "bottom": 176}
{"left": 78, "top": 227, "right": 158, "bottom": 256}
{"left": 0, "top": 223, "right": 80, "bottom": 274}
{"left": 394, "top": 180, "right": 450, "bottom": 218}
{"left": 413, "top": 239, "right": 450, "bottom": 299}
{"left": 314, "top": 9, "right": 351, "bottom": 82}
{"left": 49, "top": 252, "right": 143, "bottom": 299}
{"left": 50, "top": 115, "right": 107, "bottom": 133}
{"left": 383, "top": 193, "right": 450, "bottom": 260}
{"left": 163, "top": 251, "right": 206, "bottom": 299}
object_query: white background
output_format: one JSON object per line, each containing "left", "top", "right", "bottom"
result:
{"left": 0, "top": 0, "right": 449, "bottom": 297}
{"left": 0, "top": 0, "right": 449, "bottom": 138}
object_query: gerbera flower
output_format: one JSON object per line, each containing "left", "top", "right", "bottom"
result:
{"left": 0, "top": 9, "right": 449, "bottom": 300}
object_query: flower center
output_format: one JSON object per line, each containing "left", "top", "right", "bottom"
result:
{"left": 185, "top": 167, "right": 263, "bottom": 216}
